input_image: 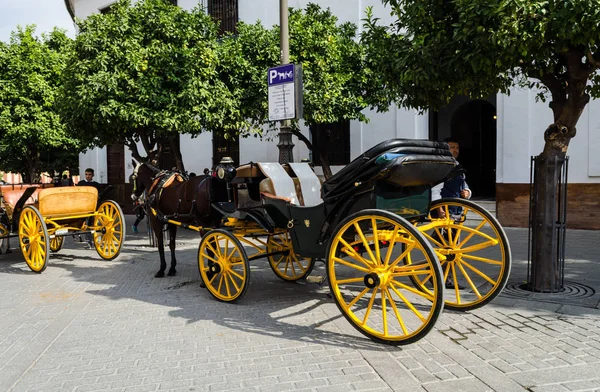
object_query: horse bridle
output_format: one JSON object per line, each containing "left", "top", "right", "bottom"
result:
{"left": 131, "top": 162, "right": 143, "bottom": 200}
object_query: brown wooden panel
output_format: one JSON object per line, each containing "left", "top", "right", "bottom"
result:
{"left": 107, "top": 144, "right": 125, "bottom": 184}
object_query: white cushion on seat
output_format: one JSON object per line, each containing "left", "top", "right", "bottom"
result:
{"left": 257, "top": 163, "right": 299, "bottom": 205}
{"left": 288, "top": 163, "right": 322, "bottom": 207}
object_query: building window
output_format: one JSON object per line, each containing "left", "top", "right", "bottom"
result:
{"left": 310, "top": 121, "right": 350, "bottom": 166}
{"left": 99, "top": 3, "right": 114, "bottom": 14}
{"left": 208, "top": 0, "right": 238, "bottom": 34}
{"left": 212, "top": 132, "right": 240, "bottom": 167}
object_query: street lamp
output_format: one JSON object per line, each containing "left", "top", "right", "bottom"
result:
{"left": 277, "top": 0, "right": 295, "bottom": 164}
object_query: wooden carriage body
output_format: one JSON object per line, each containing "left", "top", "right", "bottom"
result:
{"left": 1, "top": 185, "right": 125, "bottom": 272}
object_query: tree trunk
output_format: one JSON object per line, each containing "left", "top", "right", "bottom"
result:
{"left": 23, "top": 143, "right": 40, "bottom": 183}
{"left": 530, "top": 91, "right": 586, "bottom": 291}
{"left": 169, "top": 135, "right": 185, "bottom": 173}
{"left": 319, "top": 150, "right": 333, "bottom": 179}
{"left": 530, "top": 150, "right": 565, "bottom": 292}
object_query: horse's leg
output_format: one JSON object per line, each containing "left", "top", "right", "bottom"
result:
{"left": 152, "top": 218, "right": 167, "bottom": 278}
{"left": 167, "top": 224, "right": 177, "bottom": 276}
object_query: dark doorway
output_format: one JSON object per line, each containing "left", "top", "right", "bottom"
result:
{"left": 450, "top": 100, "right": 497, "bottom": 198}
{"left": 212, "top": 132, "right": 240, "bottom": 167}
{"left": 429, "top": 97, "right": 497, "bottom": 199}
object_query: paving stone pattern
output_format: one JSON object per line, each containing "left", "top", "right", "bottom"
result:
{"left": 1, "top": 221, "right": 599, "bottom": 392}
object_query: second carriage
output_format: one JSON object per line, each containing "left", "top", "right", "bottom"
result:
{"left": 0, "top": 184, "right": 126, "bottom": 272}
{"left": 137, "top": 138, "right": 511, "bottom": 345}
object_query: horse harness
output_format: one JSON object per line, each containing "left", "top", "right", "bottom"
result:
{"left": 146, "top": 171, "right": 192, "bottom": 220}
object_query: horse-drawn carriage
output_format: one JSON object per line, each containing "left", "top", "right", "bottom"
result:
{"left": 0, "top": 184, "right": 125, "bottom": 272}
{"left": 132, "top": 138, "right": 511, "bottom": 345}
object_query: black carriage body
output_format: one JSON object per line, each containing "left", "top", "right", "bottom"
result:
{"left": 258, "top": 138, "right": 459, "bottom": 259}
{"left": 318, "top": 138, "right": 458, "bottom": 241}
{"left": 261, "top": 197, "right": 327, "bottom": 258}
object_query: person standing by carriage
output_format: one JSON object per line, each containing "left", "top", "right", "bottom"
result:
{"left": 431, "top": 137, "right": 471, "bottom": 213}
{"left": 78, "top": 168, "right": 99, "bottom": 188}
{"left": 431, "top": 137, "right": 471, "bottom": 289}
{"left": 131, "top": 192, "right": 146, "bottom": 233}
{"left": 77, "top": 168, "right": 99, "bottom": 248}
{"left": 61, "top": 169, "right": 74, "bottom": 186}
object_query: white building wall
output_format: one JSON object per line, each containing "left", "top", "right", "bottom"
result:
{"left": 78, "top": 146, "right": 108, "bottom": 183}
{"left": 499, "top": 88, "right": 600, "bottom": 184}
{"left": 73, "top": 0, "right": 600, "bottom": 186}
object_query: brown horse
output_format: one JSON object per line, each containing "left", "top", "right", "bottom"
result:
{"left": 130, "top": 161, "right": 223, "bottom": 277}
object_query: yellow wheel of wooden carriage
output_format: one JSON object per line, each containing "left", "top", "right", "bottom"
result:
{"left": 198, "top": 229, "right": 250, "bottom": 302}
{"left": 93, "top": 200, "right": 125, "bottom": 260}
{"left": 414, "top": 198, "right": 511, "bottom": 311}
{"left": 327, "top": 210, "right": 443, "bottom": 345}
{"left": 267, "top": 232, "right": 315, "bottom": 281}
{"left": 18, "top": 206, "right": 50, "bottom": 273}
{"left": 49, "top": 236, "right": 64, "bottom": 253}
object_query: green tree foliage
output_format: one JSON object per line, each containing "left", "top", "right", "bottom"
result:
{"left": 232, "top": 3, "right": 387, "bottom": 177}
{"left": 59, "top": 0, "right": 259, "bottom": 171}
{"left": 363, "top": 0, "right": 600, "bottom": 290}
{"left": 0, "top": 27, "right": 79, "bottom": 183}
{"left": 363, "top": 0, "right": 600, "bottom": 153}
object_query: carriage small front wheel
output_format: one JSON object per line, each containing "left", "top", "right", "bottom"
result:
{"left": 18, "top": 205, "right": 50, "bottom": 273}
{"left": 198, "top": 229, "right": 250, "bottom": 302}
{"left": 327, "top": 210, "right": 444, "bottom": 345}
{"left": 93, "top": 200, "right": 125, "bottom": 260}
{"left": 49, "top": 236, "right": 64, "bottom": 253}
{"left": 267, "top": 232, "right": 315, "bottom": 281}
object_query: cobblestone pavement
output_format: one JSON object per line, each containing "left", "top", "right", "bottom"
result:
{"left": 1, "top": 219, "right": 599, "bottom": 392}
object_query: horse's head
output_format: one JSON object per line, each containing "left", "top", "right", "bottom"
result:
{"left": 130, "top": 160, "right": 159, "bottom": 201}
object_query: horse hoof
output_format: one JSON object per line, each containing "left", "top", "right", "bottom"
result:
{"left": 167, "top": 269, "right": 176, "bottom": 277}
{"left": 199, "top": 280, "right": 206, "bottom": 288}
{"left": 155, "top": 271, "right": 165, "bottom": 278}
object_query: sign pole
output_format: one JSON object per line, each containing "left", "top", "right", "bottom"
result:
{"left": 278, "top": 0, "right": 294, "bottom": 163}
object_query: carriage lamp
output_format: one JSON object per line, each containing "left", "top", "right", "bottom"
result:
{"left": 215, "top": 157, "right": 236, "bottom": 182}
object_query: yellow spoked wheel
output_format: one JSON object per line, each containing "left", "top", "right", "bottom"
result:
{"left": 49, "top": 236, "right": 64, "bottom": 253}
{"left": 327, "top": 210, "right": 443, "bottom": 345}
{"left": 18, "top": 206, "right": 50, "bottom": 273}
{"left": 267, "top": 232, "right": 315, "bottom": 281}
{"left": 93, "top": 200, "right": 125, "bottom": 261}
{"left": 0, "top": 212, "right": 10, "bottom": 250}
{"left": 198, "top": 229, "right": 250, "bottom": 302}
{"left": 415, "top": 198, "right": 511, "bottom": 311}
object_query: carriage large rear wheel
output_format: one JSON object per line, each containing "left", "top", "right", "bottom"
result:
{"left": 327, "top": 210, "right": 443, "bottom": 345}
{"left": 415, "top": 198, "right": 511, "bottom": 311}
{"left": 18, "top": 206, "right": 50, "bottom": 273}
{"left": 93, "top": 200, "right": 125, "bottom": 260}
{"left": 267, "top": 232, "right": 315, "bottom": 281}
{"left": 198, "top": 229, "right": 250, "bottom": 302}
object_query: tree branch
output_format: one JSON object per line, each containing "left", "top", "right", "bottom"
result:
{"left": 138, "top": 127, "right": 154, "bottom": 156}
{"left": 586, "top": 49, "right": 600, "bottom": 69}
{"left": 290, "top": 127, "right": 313, "bottom": 150}
{"left": 527, "top": 69, "right": 566, "bottom": 121}
{"left": 125, "top": 138, "right": 144, "bottom": 163}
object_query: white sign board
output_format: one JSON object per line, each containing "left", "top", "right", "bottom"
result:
{"left": 268, "top": 64, "right": 296, "bottom": 121}
{"left": 268, "top": 83, "right": 295, "bottom": 121}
